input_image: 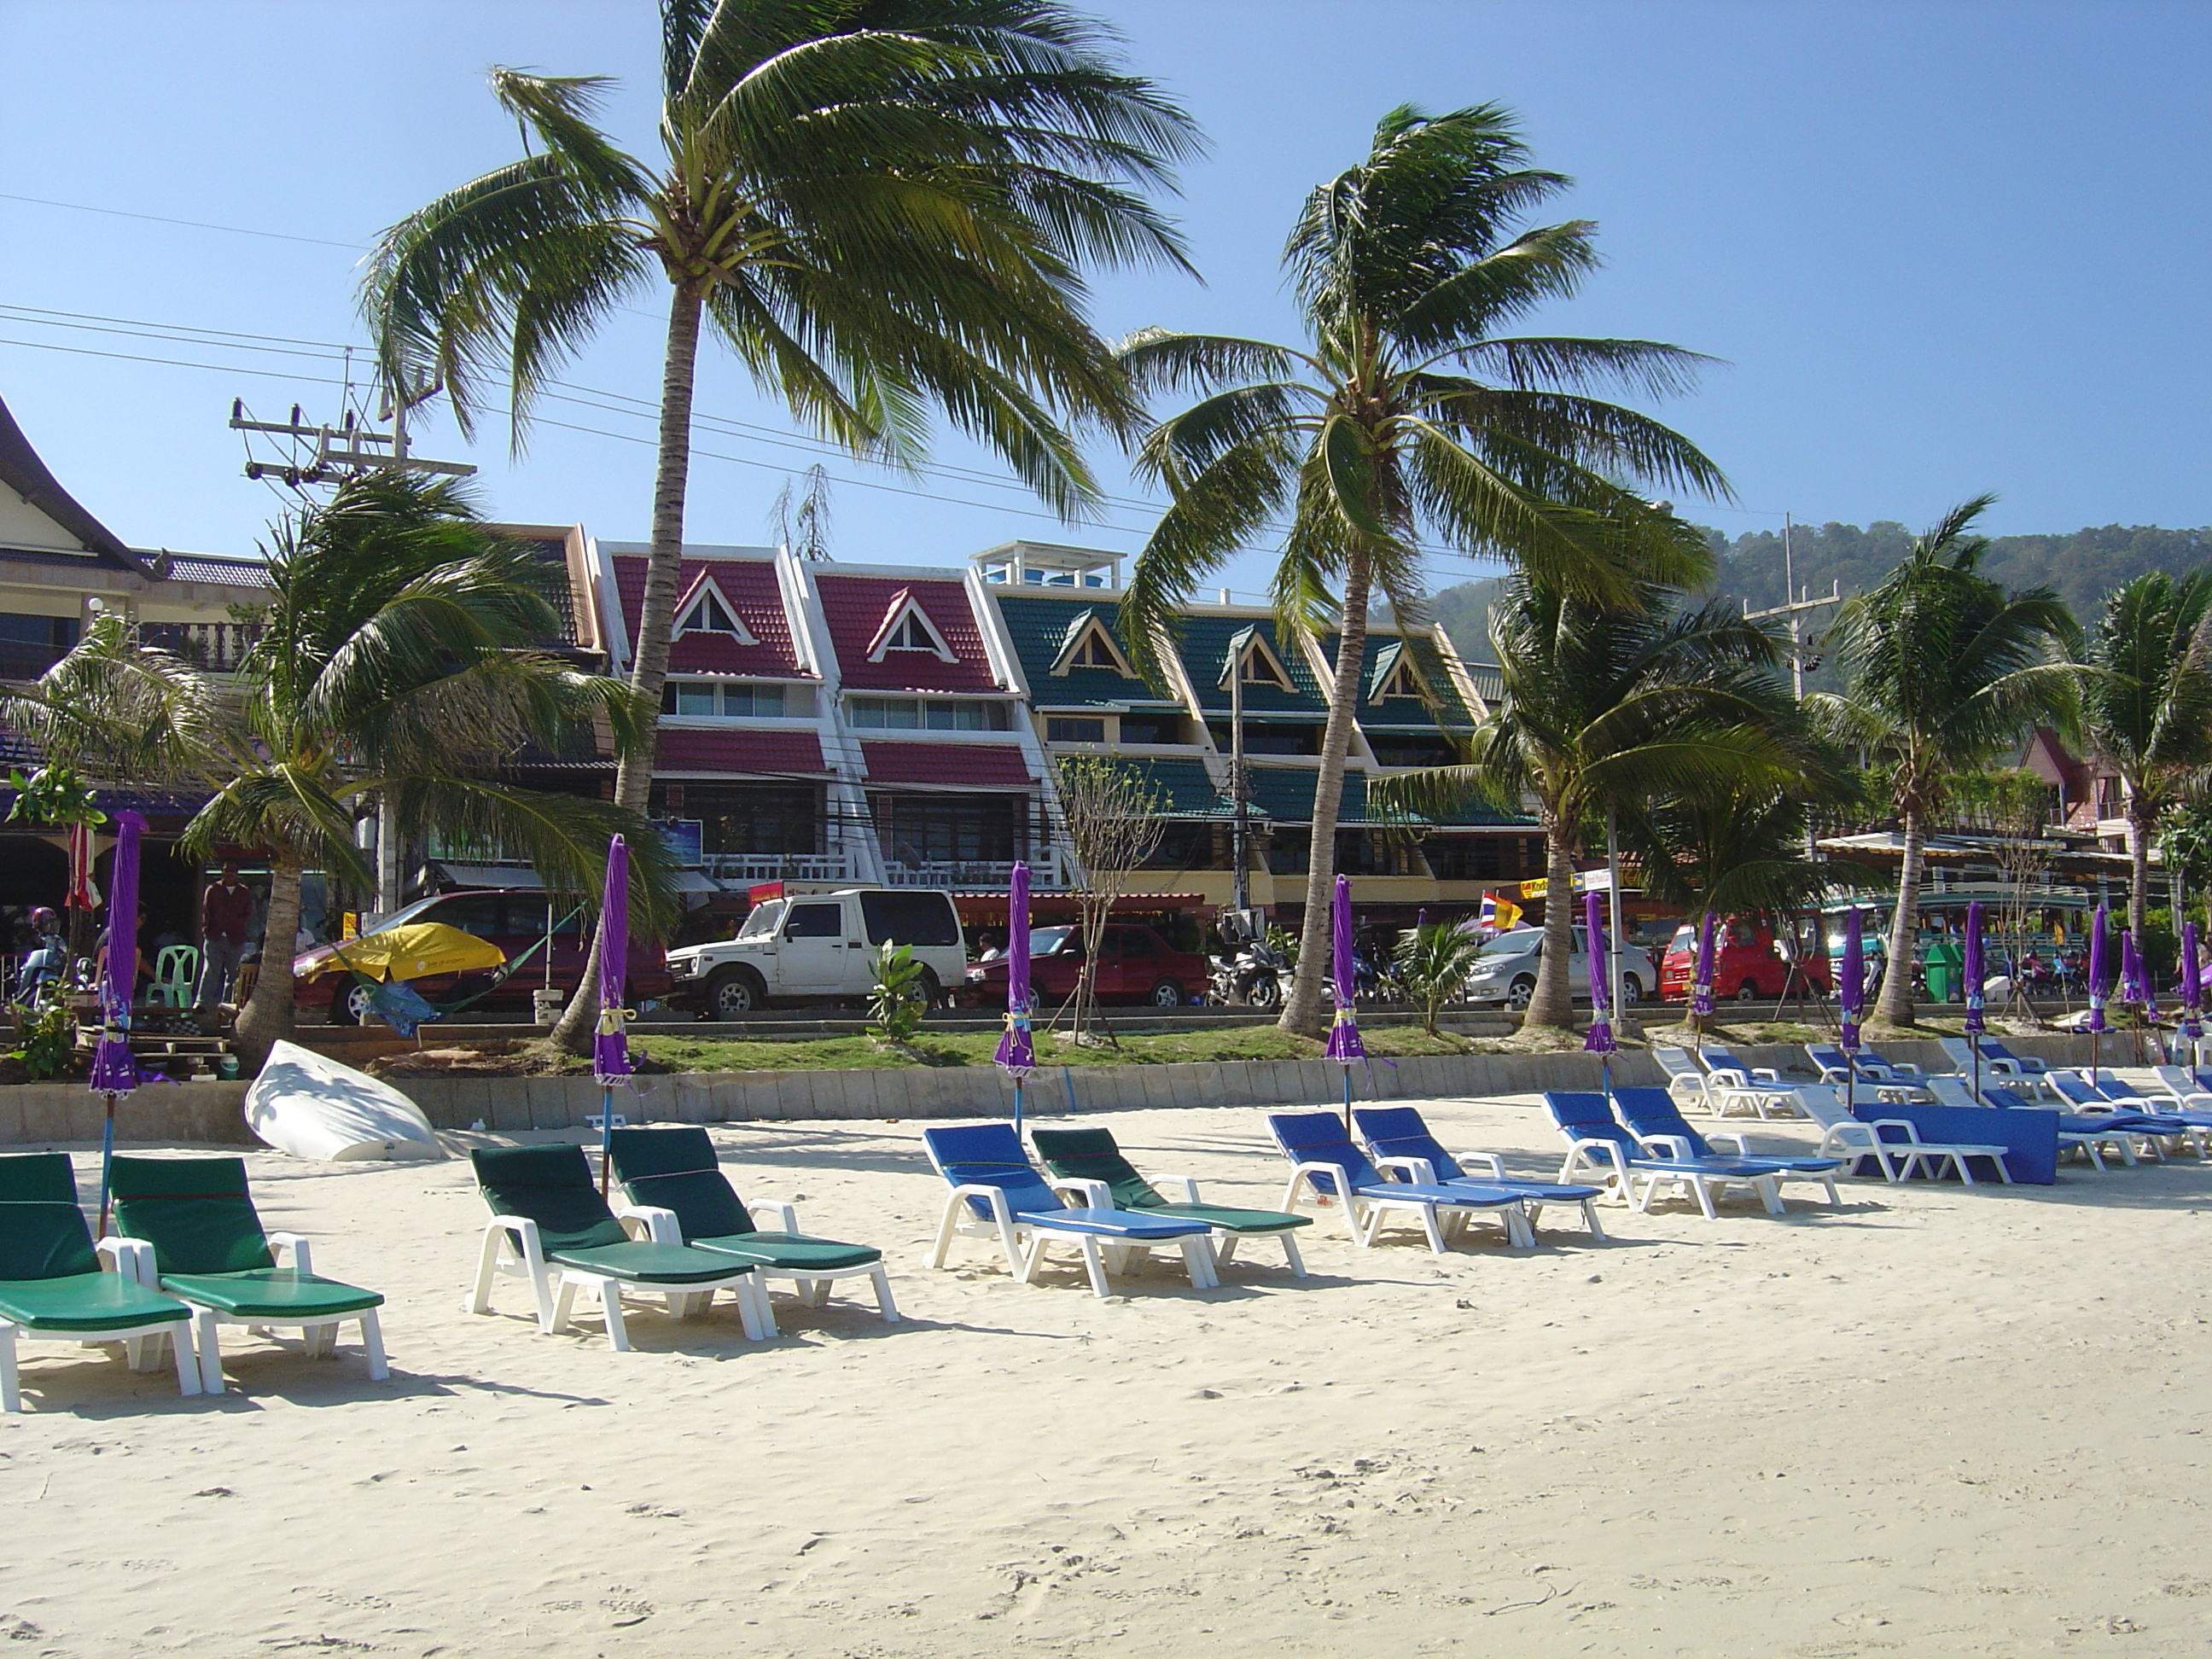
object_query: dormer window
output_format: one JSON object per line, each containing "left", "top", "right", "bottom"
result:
{"left": 1240, "top": 652, "right": 1288, "bottom": 688}
{"left": 1218, "top": 624, "right": 1295, "bottom": 693}
{"left": 1375, "top": 660, "right": 1423, "bottom": 700}
{"left": 674, "top": 575, "right": 756, "bottom": 643}
{"left": 864, "top": 590, "right": 958, "bottom": 662}
{"left": 1049, "top": 611, "right": 1136, "bottom": 678}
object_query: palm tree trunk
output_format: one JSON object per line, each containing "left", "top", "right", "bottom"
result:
{"left": 1280, "top": 550, "right": 1371, "bottom": 1037}
{"left": 552, "top": 284, "right": 704, "bottom": 1055}
{"left": 1524, "top": 821, "right": 1580, "bottom": 1031}
{"left": 232, "top": 852, "right": 303, "bottom": 1074}
{"left": 1876, "top": 804, "right": 1926, "bottom": 1027}
{"left": 2127, "top": 781, "right": 2154, "bottom": 940}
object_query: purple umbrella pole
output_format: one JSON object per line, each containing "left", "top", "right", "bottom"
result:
{"left": 2087, "top": 903, "right": 2109, "bottom": 1086}
{"left": 1324, "top": 876, "right": 1365, "bottom": 1133}
{"left": 994, "top": 862, "right": 1036, "bottom": 1132}
{"left": 2183, "top": 920, "right": 2203, "bottom": 1066}
{"left": 594, "top": 836, "right": 633, "bottom": 1195}
{"left": 91, "top": 811, "right": 144, "bottom": 1237}
{"left": 1839, "top": 908, "right": 1865, "bottom": 1121}
{"left": 1963, "top": 900, "right": 1984, "bottom": 1103}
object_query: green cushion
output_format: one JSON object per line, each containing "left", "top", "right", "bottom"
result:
{"left": 544, "top": 1241, "right": 755, "bottom": 1286}
{"left": 0, "top": 1202, "right": 102, "bottom": 1280}
{"left": 1029, "top": 1126, "right": 1166, "bottom": 1210}
{"left": 0, "top": 1153, "right": 79, "bottom": 1205}
{"left": 1150, "top": 1202, "right": 1312, "bottom": 1235}
{"left": 159, "top": 1269, "right": 384, "bottom": 1319}
{"left": 609, "top": 1128, "right": 757, "bottom": 1240}
{"left": 0, "top": 1271, "right": 190, "bottom": 1333}
{"left": 693, "top": 1231, "right": 882, "bottom": 1272}
{"left": 110, "top": 1155, "right": 274, "bottom": 1274}
{"left": 471, "top": 1145, "right": 632, "bottom": 1253}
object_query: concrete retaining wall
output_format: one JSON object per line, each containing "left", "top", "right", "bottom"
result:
{"left": 0, "top": 1032, "right": 2104, "bottom": 1146}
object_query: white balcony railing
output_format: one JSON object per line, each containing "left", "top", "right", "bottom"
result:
{"left": 699, "top": 853, "right": 856, "bottom": 884}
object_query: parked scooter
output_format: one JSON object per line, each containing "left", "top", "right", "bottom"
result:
{"left": 1209, "top": 909, "right": 1290, "bottom": 1010}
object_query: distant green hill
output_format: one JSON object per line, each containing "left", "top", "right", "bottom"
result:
{"left": 1420, "top": 521, "right": 2212, "bottom": 659}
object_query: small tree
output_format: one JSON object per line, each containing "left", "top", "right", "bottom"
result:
{"left": 868, "top": 943, "right": 928, "bottom": 1048}
{"left": 1949, "top": 768, "right": 2057, "bottom": 1003}
{"left": 1393, "top": 919, "right": 1486, "bottom": 1038}
{"left": 1051, "top": 755, "right": 1166, "bottom": 1045}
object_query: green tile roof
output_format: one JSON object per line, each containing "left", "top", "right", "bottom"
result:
{"left": 1242, "top": 765, "right": 1528, "bottom": 828}
{"left": 1116, "top": 756, "right": 1232, "bottom": 818}
{"left": 1324, "top": 632, "right": 1476, "bottom": 731}
{"left": 1178, "top": 614, "right": 1330, "bottom": 716}
{"left": 995, "top": 594, "right": 1173, "bottom": 709}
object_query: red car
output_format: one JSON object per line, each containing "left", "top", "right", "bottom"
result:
{"left": 294, "top": 888, "right": 673, "bottom": 1025}
{"left": 964, "top": 923, "right": 1206, "bottom": 1010}
{"left": 1659, "top": 916, "right": 1831, "bottom": 1004}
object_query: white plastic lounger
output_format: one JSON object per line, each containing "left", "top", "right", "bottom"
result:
{"left": 1544, "top": 1092, "right": 1784, "bottom": 1219}
{"left": 1697, "top": 1047, "right": 1804, "bottom": 1120}
{"left": 1267, "top": 1113, "right": 1534, "bottom": 1252}
{"left": 1790, "top": 1085, "right": 2013, "bottom": 1184}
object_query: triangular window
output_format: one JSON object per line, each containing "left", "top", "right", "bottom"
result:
{"left": 1238, "top": 639, "right": 1291, "bottom": 689}
{"left": 865, "top": 591, "right": 958, "bottom": 662}
{"left": 674, "top": 576, "right": 756, "bottom": 643}
{"left": 1050, "top": 612, "right": 1135, "bottom": 678}
{"left": 1375, "top": 660, "right": 1423, "bottom": 700}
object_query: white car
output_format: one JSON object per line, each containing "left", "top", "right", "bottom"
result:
{"left": 1464, "top": 923, "right": 1656, "bottom": 1010}
{"left": 666, "top": 888, "right": 967, "bottom": 1019}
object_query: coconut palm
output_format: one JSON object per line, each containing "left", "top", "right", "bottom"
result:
{"left": 364, "top": 0, "right": 1197, "bottom": 1046}
{"left": 0, "top": 473, "right": 667, "bottom": 1069}
{"left": 1376, "top": 573, "right": 1802, "bottom": 1032}
{"left": 2081, "top": 570, "right": 2212, "bottom": 937}
{"left": 1115, "top": 102, "right": 1727, "bottom": 1035}
{"left": 1826, "top": 495, "right": 2080, "bottom": 1027}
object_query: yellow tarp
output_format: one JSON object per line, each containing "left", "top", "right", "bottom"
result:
{"left": 309, "top": 922, "right": 505, "bottom": 983}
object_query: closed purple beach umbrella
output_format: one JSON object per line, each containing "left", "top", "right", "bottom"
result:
{"left": 91, "top": 810, "right": 144, "bottom": 1235}
{"left": 594, "top": 835, "right": 633, "bottom": 1193}
{"left": 2087, "top": 904, "right": 2109, "bottom": 1034}
{"left": 993, "top": 861, "right": 1036, "bottom": 1129}
{"left": 1837, "top": 907, "right": 1866, "bottom": 1115}
{"left": 1324, "top": 876, "right": 1365, "bottom": 1132}
{"left": 1961, "top": 900, "right": 1986, "bottom": 1038}
{"left": 2182, "top": 921, "right": 2203, "bottom": 1046}
{"left": 1691, "top": 911, "right": 1716, "bottom": 1022}
{"left": 1583, "top": 889, "right": 1615, "bottom": 1051}
{"left": 2124, "top": 928, "right": 2157, "bottom": 1027}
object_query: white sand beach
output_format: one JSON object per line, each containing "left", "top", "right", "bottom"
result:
{"left": 5, "top": 1093, "right": 2211, "bottom": 1657}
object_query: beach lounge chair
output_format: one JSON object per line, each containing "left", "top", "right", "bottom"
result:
{"left": 1697, "top": 1046, "right": 1804, "bottom": 1119}
{"left": 2151, "top": 1065, "right": 2212, "bottom": 1111}
{"left": 1804, "top": 1044, "right": 1930, "bottom": 1098}
{"left": 468, "top": 1145, "right": 767, "bottom": 1350}
{"left": 1789, "top": 1084, "right": 2013, "bottom": 1184}
{"left": 1266, "top": 1113, "right": 1534, "bottom": 1252}
{"left": 1956, "top": 1081, "right": 2142, "bottom": 1171}
{"left": 1349, "top": 1105, "right": 1609, "bottom": 1241}
{"left": 1610, "top": 1087, "right": 1843, "bottom": 1206}
{"left": 1654, "top": 1047, "right": 1711, "bottom": 1110}
{"left": 606, "top": 1126, "right": 896, "bottom": 1324}
{"left": 0, "top": 1153, "right": 200, "bottom": 1411}
{"left": 923, "top": 1124, "right": 1216, "bottom": 1296}
{"left": 1956, "top": 1036, "right": 2050, "bottom": 1076}
{"left": 1543, "top": 1091, "right": 1784, "bottom": 1218}
{"left": 2046, "top": 1074, "right": 2203, "bottom": 1155}
{"left": 1028, "top": 1126, "right": 1310, "bottom": 1276}
{"left": 108, "top": 1154, "right": 387, "bottom": 1394}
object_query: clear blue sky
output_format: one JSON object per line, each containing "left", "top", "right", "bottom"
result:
{"left": 3, "top": 1, "right": 2206, "bottom": 598}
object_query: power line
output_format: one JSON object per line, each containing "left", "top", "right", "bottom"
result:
{"left": 0, "top": 334, "right": 351, "bottom": 387}
{"left": 0, "top": 191, "right": 364, "bottom": 250}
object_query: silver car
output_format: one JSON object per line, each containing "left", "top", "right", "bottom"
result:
{"left": 1464, "top": 924, "right": 1656, "bottom": 1010}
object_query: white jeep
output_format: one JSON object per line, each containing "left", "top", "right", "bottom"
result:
{"left": 666, "top": 888, "right": 967, "bottom": 1020}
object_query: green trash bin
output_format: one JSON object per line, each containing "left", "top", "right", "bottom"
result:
{"left": 1924, "top": 937, "right": 1963, "bottom": 1003}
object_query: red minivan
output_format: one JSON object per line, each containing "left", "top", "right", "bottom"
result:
{"left": 293, "top": 888, "right": 674, "bottom": 1024}
{"left": 1659, "top": 916, "right": 1830, "bottom": 1004}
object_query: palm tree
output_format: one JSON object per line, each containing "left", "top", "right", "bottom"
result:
{"left": 2081, "top": 570, "right": 2212, "bottom": 937}
{"left": 1826, "top": 496, "right": 2080, "bottom": 1027}
{"left": 1377, "top": 573, "right": 1802, "bottom": 1032}
{"left": 1115, "top": 102, "right": 1727, "bottom": 1035}
{"left": 364, "top": 0, "right": 1198, "bottom": 1046}
{"left": 0, "top": 473, "right": 667, "bottom": 1069}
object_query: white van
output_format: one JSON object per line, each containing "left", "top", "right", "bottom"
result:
{"left": 666, "top": 888, "right": 967, "bottom": 1019}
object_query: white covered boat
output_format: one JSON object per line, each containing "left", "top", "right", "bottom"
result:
{"left": 244, "top": 1040, "right": 444, "bottom": 1161}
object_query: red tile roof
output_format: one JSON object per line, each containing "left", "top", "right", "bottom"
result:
{"left": 654, "top": 728, "right": 827, "bottom": 775}
{"left": 611, "top": 556, "right": 804, "bottom": 676}
{"left": 861, "top": 742, "right": 1034, "bottom": 787}
{"left": 816, "top": 573, "right": 999, "bottom": 691}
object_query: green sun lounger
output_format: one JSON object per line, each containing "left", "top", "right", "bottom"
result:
{"left": 1029, "top": 1126, "right": 1310, "bottom": 1276}
{"left": 108, "top": 1154, "right": 387, "bottom": 1394}
{"left": 469, "top": 1145, "right": 768, "bottom": 1350}
{"left": 606, "top": 1126, "right": 897, "bottom": 1325}
{"left": 0, "top": 1153, "right": 200, "bottom": 1411}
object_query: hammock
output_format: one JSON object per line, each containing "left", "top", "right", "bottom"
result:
{"left": 329, "top": 905, "right": 584, "bottom": 1036}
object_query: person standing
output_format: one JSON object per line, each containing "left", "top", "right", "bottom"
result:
{"left": 195, "top": 861, "right": 256, "bottom": 1027}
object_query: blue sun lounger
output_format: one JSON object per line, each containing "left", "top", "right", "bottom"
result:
{"left": 923, "top": 1124, "right": 1215, "bottom": 1297}
{"left": 1544, "top": 1091, "right": 1784, "bottom": 1217}
{"left": 1266, "top": 1112, "right": 1533, "bottom": 1251}
{"left": 1970, "top": 1083, "right": 2151, "bottom": 1170}
{"left": 1610, "top": 1087, "right": 1842, "bottom": 1207}
{"left": 1350, "top": 1106, "right": 1608, "bottom": 1240}
{"left": 2045, "top": 1074, "right": 2202, "bottom": 1154}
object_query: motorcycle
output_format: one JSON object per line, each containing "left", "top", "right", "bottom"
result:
{"left": 1210, "top": 936, "right": 1289, "bottom": 1010}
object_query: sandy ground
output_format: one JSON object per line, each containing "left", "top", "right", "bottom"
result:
{"left": 3, "top": 1092, "right": 2211, "bottom": 1658}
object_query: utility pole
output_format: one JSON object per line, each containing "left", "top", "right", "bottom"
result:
{"left": 1741, "top": 515, "right": 1840, "bottom": 703}
{"left": 1231, "top": 639, "right": 1250, "bottom": 913}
